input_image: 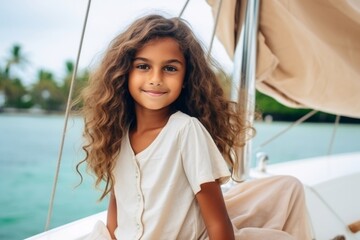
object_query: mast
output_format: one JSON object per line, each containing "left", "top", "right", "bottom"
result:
{"left": 231, "top": 0, "right": 260, "bottom": 181}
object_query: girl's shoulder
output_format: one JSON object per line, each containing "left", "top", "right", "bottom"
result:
{"left": 169, "top": 111, "right": 210, "bottom": 139}
{"left": 171, "top": 111, "right": 191, "bottom": 121}
{"left": 170, "top": 111, "right": 203, "bottom": 129}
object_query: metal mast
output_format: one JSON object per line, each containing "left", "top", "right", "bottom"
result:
{"left": 231, "top": 0, "right": 260, "bottom": 181}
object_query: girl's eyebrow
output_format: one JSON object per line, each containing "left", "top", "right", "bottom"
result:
{"left": 133, "top": 57, "right": 184, "bottom": 66}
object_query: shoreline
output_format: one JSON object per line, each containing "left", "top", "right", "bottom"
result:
{"left": 0, "top": 107, "right": 81, "bottom": 116}
{"left": 1, "top": 107, "right": 360, "bottom": 124}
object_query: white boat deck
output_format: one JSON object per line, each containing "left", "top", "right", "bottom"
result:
{"left": 252, "top": 152, "right": 360, "bottom": 240}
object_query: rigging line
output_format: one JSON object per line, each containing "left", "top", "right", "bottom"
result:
{"left": 305, "top": 185, "right": 350, "bottom": 236}
{"left": 207, "top": 0, "right": 223, "bottom": 59}
{"left": 256, "top": 109, "right": 318, "bottom": 150}
{"left": 44, "top": 0, "right": 92, "bottom": 231}
{"left": 178, "top": 0, "right": 190, "bottom": 18}
{"left": 327, "top": 115, "right": 340, "bottom": 156}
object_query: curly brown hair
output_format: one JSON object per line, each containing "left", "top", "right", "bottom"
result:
{"left": 78, "top": 14, "right": 253, "bottom": 200}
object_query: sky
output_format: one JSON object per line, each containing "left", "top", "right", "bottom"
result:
{"left": 0, "top": 0, "right": 232, "bottom": 86}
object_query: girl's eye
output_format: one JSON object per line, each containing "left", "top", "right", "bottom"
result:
{"left": 163, "top": 66, "right": 177, "bottom": 72}
{"left": 136, "top": 64, "right": 150, "bottom": 70}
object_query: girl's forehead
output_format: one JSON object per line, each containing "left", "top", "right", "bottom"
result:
{"left": 141, "top": 37, "right": 180, "bottom": 49}
{"left": 135, "top": 37, "right": 185, "bottom": 60}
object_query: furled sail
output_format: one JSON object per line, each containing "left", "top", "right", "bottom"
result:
{"left": 207, "top": 0, "right": 360, "bottom": 118}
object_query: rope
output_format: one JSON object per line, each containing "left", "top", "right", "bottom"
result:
{"left": 257, "top": 109, "right": 318, "bottom": 149}
{"left": 207, "top": 0, "right": 223, "bottom": 59}
{"left": 178, "top": 0, "right": 190, "bottom": 17}
{"left": 305, "top": 185, "right": 350, "bottom": 239}
{"left": 327, "top": 115, "right": 340, "bottom": 156}
{"left": 44, "top": 0, "right": 92, "bottom": 231}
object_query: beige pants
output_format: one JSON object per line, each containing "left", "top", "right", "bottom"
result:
{"left": 86, "top": 175, "right": 312, "bottom": 240}
{"left": 223, "top": 175, "right": 312, "bottom": 240}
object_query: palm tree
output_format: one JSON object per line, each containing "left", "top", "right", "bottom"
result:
{"left": 4, "top": 44, "right": 29, "bottom": 77}
{"left": 1, "top": 44, "right": 31, "bottom": 108}
{"left": 61, "top": 60, "right": 89, "bottom": 110}
{"left": 31, "top": 69, "right": 64, "bottom": 111}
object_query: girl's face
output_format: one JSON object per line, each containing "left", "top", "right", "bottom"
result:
{"left": 128, "top": 37, "right": 186, "bottom": 113}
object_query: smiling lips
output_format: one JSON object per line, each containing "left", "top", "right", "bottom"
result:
{"left": 142, "top": 89, "right": 167, "bottom": 97}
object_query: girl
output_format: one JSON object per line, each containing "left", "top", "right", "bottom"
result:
{"left": 79, "top": 14, "right": 312, "bottom": 240}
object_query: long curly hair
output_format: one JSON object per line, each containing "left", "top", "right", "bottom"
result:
{"left": 78, "top": 14, "right": 254, "bottom": 200}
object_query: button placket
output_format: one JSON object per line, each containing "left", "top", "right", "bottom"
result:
{"left": 133, "top": 156, "right": 144, "bottom": 239}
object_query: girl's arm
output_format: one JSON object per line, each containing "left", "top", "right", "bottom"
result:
{"left": 196, "top": 181, "right": 235, "bottom": 240}
{"left": 107, "top": 190, "right": 118, "bottom": 239}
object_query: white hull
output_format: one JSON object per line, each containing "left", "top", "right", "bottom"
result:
{"left": 26, "top": 152, "right": 360, "bottom": 240}
{"left": 253, "top": 152, "right": 360, "bottom": 240}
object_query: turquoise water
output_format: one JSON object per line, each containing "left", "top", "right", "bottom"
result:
{"left": 0, "top": 114, "right": 107, "bottom": 240}
{"left": 0, "top": 114, "right": 359, "bottom": 240}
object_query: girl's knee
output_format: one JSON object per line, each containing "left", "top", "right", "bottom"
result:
{"left": 272, "top": 175, "right": 302, "bottom": 185}
{"left": 270, "top": 175, "right": 305, "bottom": 196}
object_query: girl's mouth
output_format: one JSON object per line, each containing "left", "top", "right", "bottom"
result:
{"left": 143, "top": 90, "right": 166, "bottom": 97}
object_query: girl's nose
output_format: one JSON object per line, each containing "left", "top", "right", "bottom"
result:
{"left": 149, "top": 70, "right": 163, "bottom": 86}
{"left": 149, "top": 80, "right": 161, "bottom": 86}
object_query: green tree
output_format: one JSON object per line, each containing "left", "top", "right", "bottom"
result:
{"left": 0, "top": 65, "right": 6, "bottom": 91}
{"left": 2, "top": 77, "right": 32, "bottom": 108}
{"left": 31, "top": 70, "right": 65, "bottom": 111}
{"left": 61, "top": 60, "right": 89, "bottom": 111}
{"left": 0, "top": 44, "right": 32, "bottom": 109}
{"left": 255, "top": 91, "right": 339, "bottom": 122}
{"left": 4, "top": 44, "right": 29, "bottom": 77}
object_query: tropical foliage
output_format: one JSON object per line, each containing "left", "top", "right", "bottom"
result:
{"left": 0, "top": 44, "right": 88, "bottom": 112}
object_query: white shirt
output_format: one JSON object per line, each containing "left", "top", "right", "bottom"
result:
{"left": 113, "top": 111, "right": 231, "bottom": 240}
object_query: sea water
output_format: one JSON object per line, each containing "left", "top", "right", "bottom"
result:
{"left": 0, "top": 113, "right": 359, "bottom": 240}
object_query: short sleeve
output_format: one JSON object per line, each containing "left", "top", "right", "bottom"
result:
{"left": 179, "top": 117, "right": 231, "bottom": 194}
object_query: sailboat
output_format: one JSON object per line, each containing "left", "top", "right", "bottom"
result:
{"left": 26, "top": 0, "right": 360, "bottom": 239}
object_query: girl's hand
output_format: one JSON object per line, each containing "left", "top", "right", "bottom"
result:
{"left": 196, "top": 181, "right": 235, "bottom": 240}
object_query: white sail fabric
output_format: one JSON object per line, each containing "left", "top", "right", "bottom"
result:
{"left": 207, "top": 0, "right": 360, "bottom": 118}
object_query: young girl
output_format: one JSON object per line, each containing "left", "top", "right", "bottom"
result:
{"left": 80, "top": 14, "right": 312, "bottom": 240}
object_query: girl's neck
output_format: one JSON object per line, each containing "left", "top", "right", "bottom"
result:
{"left": 132, "top": 108, "right": 174, "bottom": 133}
